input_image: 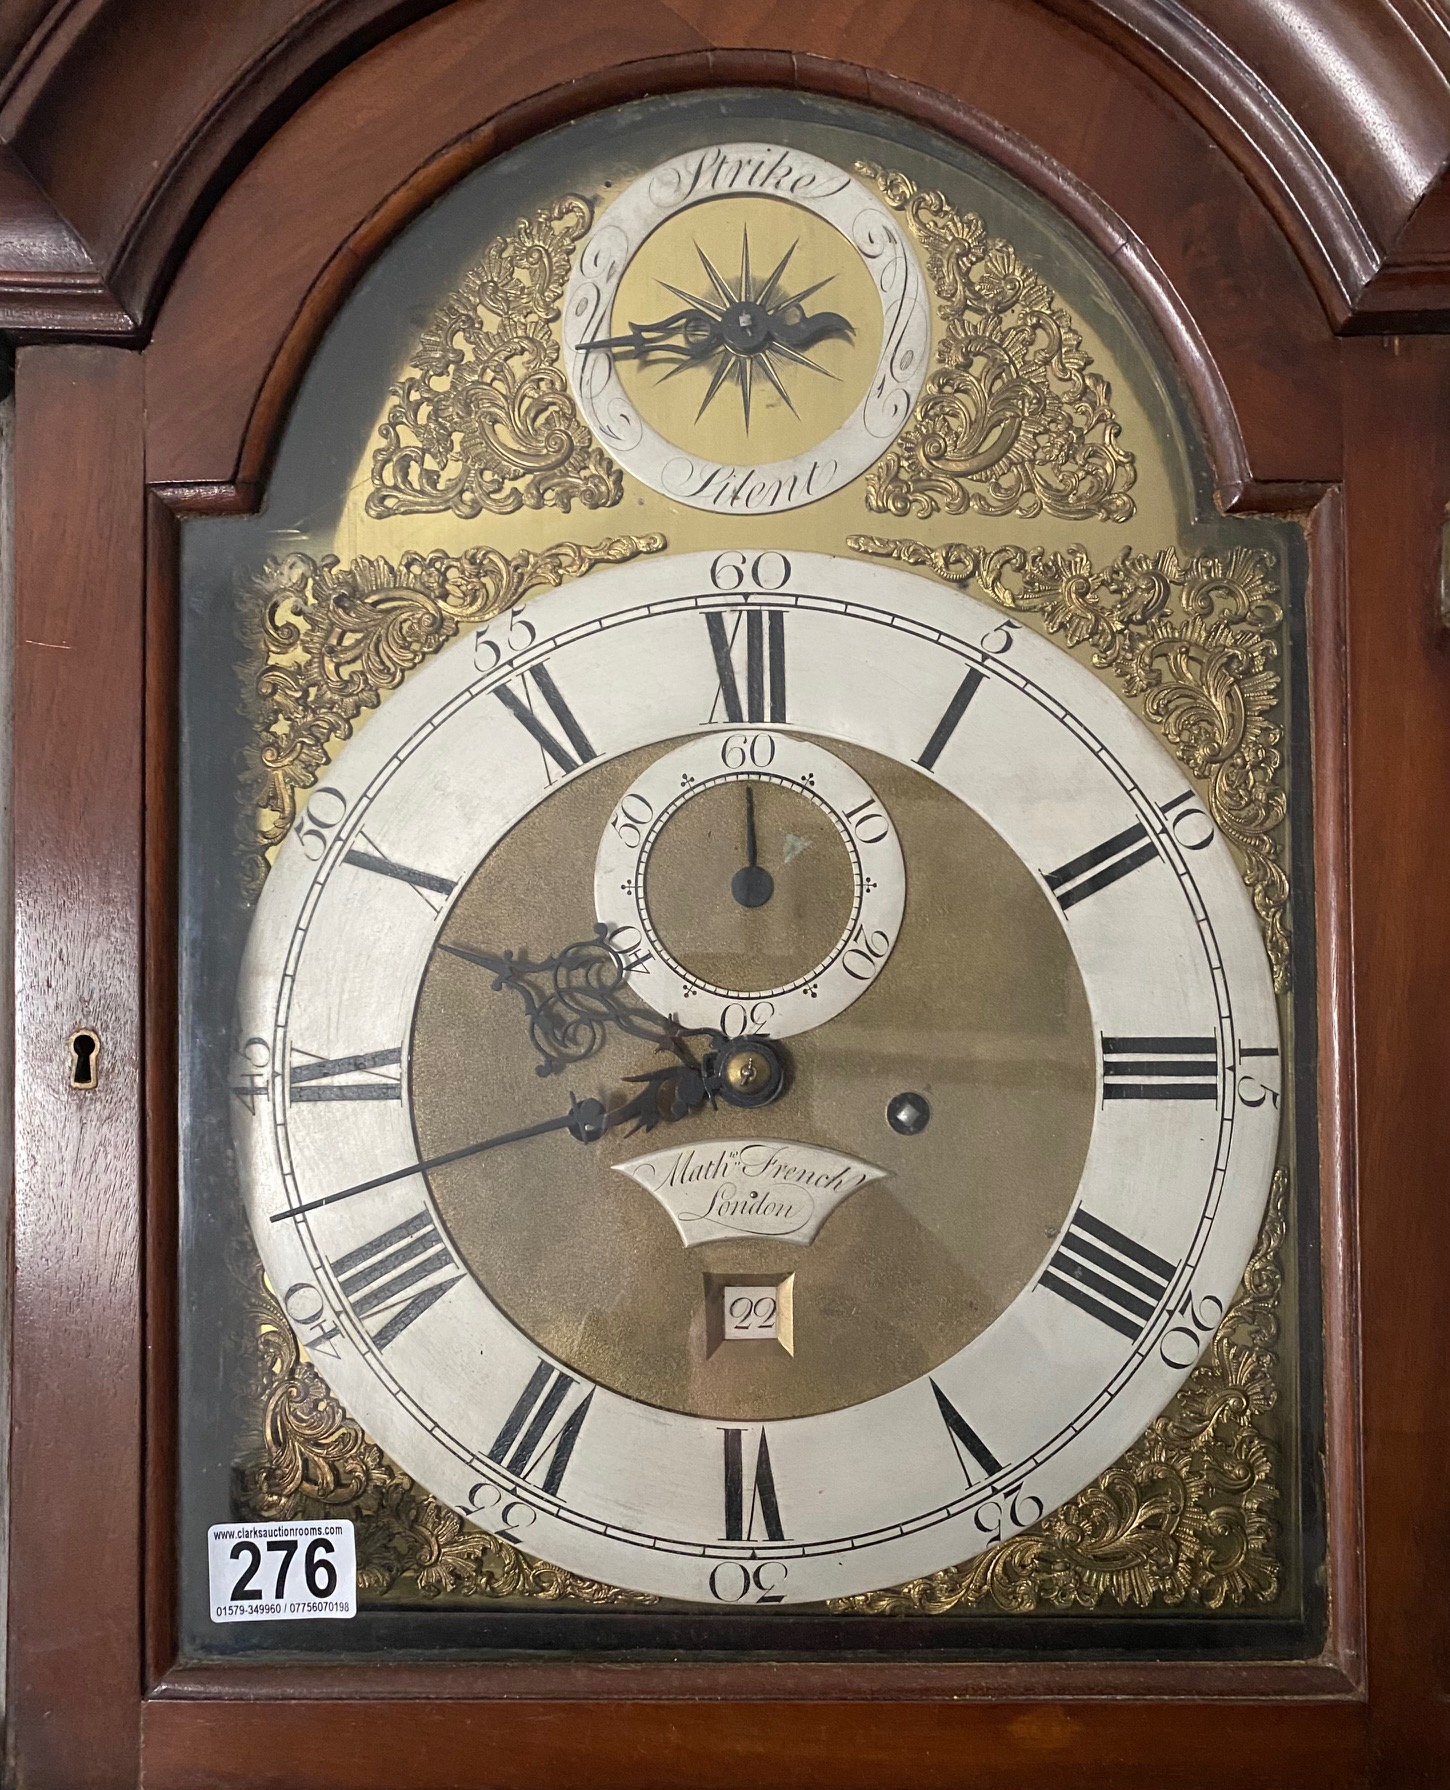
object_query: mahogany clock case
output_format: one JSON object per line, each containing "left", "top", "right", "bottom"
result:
{"left": 174, "top": 88, "right": 1322, "bottom": 1664}
{"left": 10, "top": 2, "right": 1449, "bottom": 1787}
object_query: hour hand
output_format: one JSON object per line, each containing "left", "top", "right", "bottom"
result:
{"left": 438, "top": 927, "right": 709, "bottom": 1077}
{"left": 576, "top": 308, "right": 722, "bottom": 363}
{"left": 767, "top": 305, "right": 854, "bottom": 352}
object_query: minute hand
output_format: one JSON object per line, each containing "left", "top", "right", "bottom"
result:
{"left": 271, "top": 1096, "right": 612, "bottom": 1223}
{"left": 270, "top": 1053, "right": 711, "bottom": 1225}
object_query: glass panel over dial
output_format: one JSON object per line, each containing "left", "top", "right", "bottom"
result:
{"left": 177, "top": 86, "right": 1320, "bottom": 1654}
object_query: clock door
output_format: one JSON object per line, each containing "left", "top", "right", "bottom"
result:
{"left": 172, "top": 88, "right": 1315, "bottom": 1641}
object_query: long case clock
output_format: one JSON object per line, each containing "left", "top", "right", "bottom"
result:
{"left": 8, "top": 6, "right": 1447, "bottom": 1788}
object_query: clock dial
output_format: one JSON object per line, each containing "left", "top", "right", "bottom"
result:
{"left": 593, "top": 731, "right": 907, "bottom": 1037}
{"left": 599, "top": 196, "right": 879, "bottom": 466}
{"left": 564, "top": 144, "right": 930, "bottom": 512}
{"left": 233, "top": 550, "right": 1280, "bottom": 1605}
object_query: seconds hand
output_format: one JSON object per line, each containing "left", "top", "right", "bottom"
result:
{"left": 731, "top": 783, "right": 774, "bottom": 909}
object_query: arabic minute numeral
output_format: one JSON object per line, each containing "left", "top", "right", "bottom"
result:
{"left": 281, "top": 1279, "right": 344, "bottom": 1360}
{"left": 721, "top": 731, "right": 776, "bottom": 770}
{"left": 842, "top": 797, "right": 891, "bottom": 844}
{"left": 1040, "top": 1208, "right": 1179, "bottom": 1340}
{"left": 229, "top": 1035, "right": 271, "bottom": 1115}
{"left": 329, "top": 1211, "right": 463, "bottom": 1350}
{"left": 605, "top": 923, "right": 654, "bottom": 975}
{"left": 721, "top": 999, "right": 774, "bottom": 1038}
{"left": 708, "top": 551, "right": 793, "bottom": 593}
{"left": 1158, "top": 1286, "right": 1227, "bottom": 1370}
{"left": 841, "top": 923, "right": 891, "bottom": 982}
{"left": 609, "top": 791, "right": 654, "bottom": 850}
{"left": 708, "top": 1559, "right": 789, "bottom": 1603}
{"left": 1160, "top": 788, "right": 1215, "bottom": 850}
{"left": 472, "top": 603, "right": 538, "bottom": 672}
{"left": 460, "top": 1480, "right": 538, "bottom": 1543}
{"left": 973, "top": 1482, "right": 1044, "bottom": 1547}
{"left": 292, "top": 786, "right": 348, "bottom": 861}
{"left": 721, "top": 1426, "right": 786, "bottom": 1542}
{"left": 979, "top": 618, "right": 1021, "bottom": 656}
{"left": 1237, "top": 1045, "right": 1281, "bottom": 1108}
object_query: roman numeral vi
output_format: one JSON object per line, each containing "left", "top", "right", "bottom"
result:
{"left": 721, "top": 1427, "right": 786, "bottom": 1541}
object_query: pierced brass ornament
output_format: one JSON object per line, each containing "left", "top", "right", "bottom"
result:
{"left": 235, "top": 529, "right": 1291, "bottom": 1611}
{"left": 239, "top": 534, "right": 665, "bottom": 895}
{"left": 367, "top": 196, "right": 622, "bottom": 521}
{"left": 855, "top": 164, "right": 1137, "bottom": 525}
{"left": 849, "top": 534, "right": 1290, "bottom": 990}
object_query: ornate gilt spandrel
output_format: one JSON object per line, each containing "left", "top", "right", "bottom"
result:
{"left": 232, "top": 1169, "right": 1285, "bottom": 1613}
{"left": 367, "top": 196, "right": 622, "bottom": 522}
{"left": 829, "top": 1172, "right": 1286, "bottom": 1616}
{"left": 233, "top": 1251, "right": 654, "bottom": 1608}
{"left": 855, "top": 165, "right": 1138, "bottom": 527}
{"left": 232, "top": 527, "right": 1294, "bottom": 1617}
{"left": 187, "top": 92, "right": 1314, "bottom": 1641}
{"left": 239, "top": 534, "right": 664, "bottom": 895}
{"left": 849, "top": 534, "right": 1291, "bottom": 991}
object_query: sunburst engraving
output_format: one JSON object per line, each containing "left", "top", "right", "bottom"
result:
{"left": 579, "top": 229, "right": 855, "bottom": 433}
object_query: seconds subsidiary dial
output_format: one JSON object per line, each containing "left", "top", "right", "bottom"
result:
{"left": 233, "top": 550, "right": 1280, "bottom": 1606}
{"left": 594, "top": 730, "right": 906, "bottom": 1037}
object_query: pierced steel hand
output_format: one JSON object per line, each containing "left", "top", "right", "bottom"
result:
{"left": 574, "top": 231, "right": 855, "bottom": 434}
{"left": 576, "top": 308, "right": 724, "bottom": 365}
{"left": 730, "top": 783, "right": 774, "bottom": 909}
{"left": 577, "top": 301, "right": 853, "bottom": 367}
{"left": 272, "top": 1064, "right": 712, "bottom": 1224}
{"left": 438, "top": 926, "right": 716, "bottom": 1078}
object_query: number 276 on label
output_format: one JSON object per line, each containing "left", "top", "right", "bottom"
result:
{"left": 208, "top": 1519, "right": 357, "bottom": 1622}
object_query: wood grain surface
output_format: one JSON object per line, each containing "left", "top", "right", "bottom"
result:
{"left": 3, "top": 0, "right": 1450, "bottom": 331}
{"left": 1340, "top": 336, "right": 1450, "bottom": 1783}
{"left": 8, "top": 345, "right": 145, "bottom": 1787}
{"left": 140, "top": 0, "right": 1339, "bottom": 503}
{"left": 138, "top": 1696, "right": 1370, "bottom": 1790}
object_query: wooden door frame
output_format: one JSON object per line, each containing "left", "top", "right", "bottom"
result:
{"left": 6, "top": 4, "right": 1448, "bottom": 1786}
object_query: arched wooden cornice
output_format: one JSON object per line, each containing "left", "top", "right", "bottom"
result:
{"left": 133, "top": 2, "right": 1342, "bottom": 512}
{"left": 1, "top": 0, "right": 1449, "bottom": 341}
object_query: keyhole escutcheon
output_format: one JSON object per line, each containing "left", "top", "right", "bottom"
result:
{"left": 69, "top": 1028, "right": 100, "bottom": 1090}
